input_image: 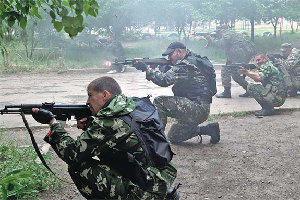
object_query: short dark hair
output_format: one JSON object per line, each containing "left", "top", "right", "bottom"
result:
{"left": 88, "top": 76, "right": 122, "bottom": 96}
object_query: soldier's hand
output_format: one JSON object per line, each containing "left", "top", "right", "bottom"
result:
{"left": 238, "top": 67, "right": 248, "bottom": 74}
{"left": 77, "top": 117, "right": 88, "bottom": 130}
{"left": 133, "top": 61, "right": 147, "bottom": 72}
{"left": 206, "top": 34, "right": 211, "bottom": 39}
{"left": 32, "top": 108, "right": 56, "bottom": 124}
{"left": 77, "top": 116, "right": 94, "bottom": 130}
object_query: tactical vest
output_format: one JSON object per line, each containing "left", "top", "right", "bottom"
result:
{"left": 100, "top": 97, "right": 174, "bottom": 189}
{"left": 172, "top": 53, "right": 216, "bottom": 103}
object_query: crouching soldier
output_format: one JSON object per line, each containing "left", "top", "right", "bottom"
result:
{"left": 31, "top": 76, "right": 178, "bottom": 199}
{"left": 238, "top": 54, "right": 287, "bottom": 116}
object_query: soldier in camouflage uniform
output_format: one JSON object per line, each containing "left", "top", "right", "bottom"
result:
{"left": 238, "top": 54, "right": 287, "bottom": 116}
{"left": 278, "top": 43, "right": 300, "bottom": 97}
{"left": 104, "top": 35, "right": 126, "bottom": 74}
{"left": 206, "top": 26, "right": 256, "bottom": 98}
{"left": 31, "top": 76, "right": 177, "bottom": 199}
{"left": 133, "top": 42, "right": 220, "bottom": 144}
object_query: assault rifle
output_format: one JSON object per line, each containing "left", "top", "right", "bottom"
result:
{"left": 267, "top": 53, "right": 284, "bottom": 63}
{"left": 1, "top": 102, "right": 92, "bottom": 183}
{"left": 224, "top": 63, "right": 257, "bottom": 71}
{"left": 0, "top": 102, "right": 92, "bottom": 121}
{"left": 111, "top": 58, "right": 171, "bottom": 66}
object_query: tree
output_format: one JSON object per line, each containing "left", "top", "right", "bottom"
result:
{"left": 283, "top": 0, "right": 300, "bottom": 33}
{"left": 259, "top": 0, "right": 287, "bottom": 38}
{"left": 0, "top": 0, "right": 99, "bottom": 38}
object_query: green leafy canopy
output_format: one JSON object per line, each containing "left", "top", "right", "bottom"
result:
{"left": 0, "top": 0, "right": 99, "bottom": 38}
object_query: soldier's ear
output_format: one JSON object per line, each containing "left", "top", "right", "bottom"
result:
{"left": 103, "top": 90, "right": 112, "bottom": 100}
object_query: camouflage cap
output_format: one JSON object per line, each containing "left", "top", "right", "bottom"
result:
{"left": 162, "top": 42, "right": 186, "bottom": 56}
{"left": 280, "top": 43, "right": 292, "bottom": 51}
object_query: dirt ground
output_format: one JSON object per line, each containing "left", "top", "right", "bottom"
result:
{"left": 1, "top": 63, "right": 300, "bottom": 199}
{"left": 1, "top": 108, "right": 300, "bottom": 200}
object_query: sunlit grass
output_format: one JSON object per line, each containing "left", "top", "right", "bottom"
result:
{"left": 1, "top": 31, "right": 300, "bottom": 73}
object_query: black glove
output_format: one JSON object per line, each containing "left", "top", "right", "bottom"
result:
{"left": 133, "top": 61, "right": 147, "bottom": 72}
{"left": 32, "top": 109, "right": 56, "bottom": 124}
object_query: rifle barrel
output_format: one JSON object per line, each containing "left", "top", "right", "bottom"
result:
{"left": 1, "top": 103, "right": 91, "bottom": 120}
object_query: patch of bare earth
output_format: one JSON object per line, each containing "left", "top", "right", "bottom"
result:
{"left": 2, "top": 109, "right": 300, "bottom": 199}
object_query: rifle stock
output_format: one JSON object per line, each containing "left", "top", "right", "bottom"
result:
{"left": 0, "top": 102, "right": 92, "bottom": 121}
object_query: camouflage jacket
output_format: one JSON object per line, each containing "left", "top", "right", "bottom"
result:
{"left": 258, "top": 61, "right": 283, "bottom": 87}
{"left": 280, "top": 48, "right": 300, "bottom": 75}
{"left": 210, "top": 30, "right": 255, "bottom": 63}
{"left": 106, "top": 40, "right": 125, "bottom": 57}
{"left": 145, "top": 49, "right": 212, "bottom": 101}
{"left": 45, "top": 94, "right": 176, "bottom": 194}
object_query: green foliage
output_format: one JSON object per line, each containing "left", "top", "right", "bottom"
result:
{"left": 254, "top": 32, "right": 300, "bottom": 53}
{"left": 0, "top": 132, "right": 59, "bottom": 199}
{"left": 0, "top": 0, "right": 99, "bottom": 38}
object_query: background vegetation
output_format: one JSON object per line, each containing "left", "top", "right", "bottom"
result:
{"left": 1, "top": 0, "right": 300, "bottom": 73}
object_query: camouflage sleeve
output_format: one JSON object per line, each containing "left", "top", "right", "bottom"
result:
{"left": 145, "top": 67, "right": 176, "bottom": 87}
{"left": 258, "top": 62, "right": 277, "bottom": 81}
{"left": 210, "top": 32, "right": 232, "bottom": 49}
{"left": 44, "top": 118, "right": 131, "bottom": 165}
{"left": 210, "top": 37, "right": 226, "bottom": 48}
{"left": 281, "top": 49, "right": 300, "bottom": 72}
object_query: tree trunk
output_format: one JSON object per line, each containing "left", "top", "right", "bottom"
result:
{"left": 290, "top": 20, "right": 294, "bottom": 33}
{"left": 271, "top": 18, "right": 279, "bottom": 38}
{"left": 250, "top": 18, "right": 255, "bottom": 42}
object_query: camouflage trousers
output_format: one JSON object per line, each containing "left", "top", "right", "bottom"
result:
{"left": 247, "top": 83, "right": 286, "bottom": 107}
{"left": 153, "top": 96, "right": 210, "bottom": 143}
{"left": 221, "top": 67, "right": 248, "bottom": 89}
{"left": 68, "top": 159, "right": 164, "bottom": 200}
{"left": 291, "top": 74, "right": 300, "bottom": 92}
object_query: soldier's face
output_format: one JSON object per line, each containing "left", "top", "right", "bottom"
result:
{"left": 168, "top": 49, "right": 183, "bottom": 65}
{"left": 86, "top": 88, "right": 111, "bottom": 115}
{"left": 255, "top": 55, "right": 267, "bottom": 66}
{"left": 281, "top": 48, "right": 292, "bottom": 58}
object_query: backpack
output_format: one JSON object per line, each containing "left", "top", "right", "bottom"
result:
{"left": 100, "top": 97, "right": 174, "bottom": 188}
{"left": 121, "top": 96, "right": 174, "bottom": 168}
{"left": 190, "top": 54, "right": 217, "bottom": 97}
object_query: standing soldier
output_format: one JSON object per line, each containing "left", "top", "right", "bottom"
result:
{"left": 206, "top": 26, "right": 256, "bottom": 98}
{"left": 277, "top": 43, "right": 300, "bottom": 97}
{"left": 103, "top": 35, "right": 126, "bottom": 74}
{"left": 133, "top": 42, "right": 220, "bottom": 144}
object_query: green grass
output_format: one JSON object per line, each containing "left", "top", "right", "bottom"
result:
{"left": 207, "top": 111, "right": 255, "bottom": 121}
{"left": 0, "top": 130, "right": 60, "bottom": 200}
{"left": 254, "top": 32, "right": 300, "bottom": 53}
{"left": 1, "top": 31, "right": 300, "bottom": 73}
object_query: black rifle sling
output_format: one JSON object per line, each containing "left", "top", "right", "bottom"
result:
{"left": 20, "top": 112, "right": 73, "bottom": 184}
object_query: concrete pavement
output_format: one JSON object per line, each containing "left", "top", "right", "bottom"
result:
{"left": 0, "top": 66, "right": 299, "bottom": 128}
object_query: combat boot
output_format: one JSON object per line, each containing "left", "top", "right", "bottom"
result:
{"left": 198, "top": 122, "right": 220, "bottom": 144}
{"left": 239, "top": 91, "right": 250, "bottom": 97}
{"left": 165, "top": 183, "right": 181, "bottom": 200}
{"left": 216, "top": 87, "right": 231, "bottom": 98}
{"left": 255, "top": 109, "right": 275, "bottom": 116}
{"left": 288, "top": 88, "right": 298, "bottom": 97}
{"left": 255, "top": 103, "right": 275, "bottom": 117}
